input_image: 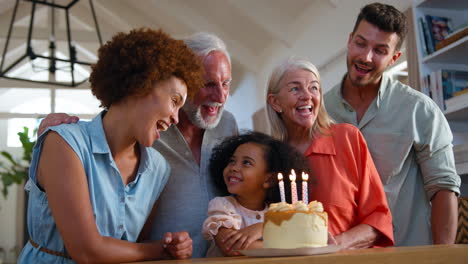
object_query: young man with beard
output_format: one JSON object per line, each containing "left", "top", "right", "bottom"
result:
{"left": 37, "top": 32, "right": 238, "bottom": 258}
{"left": 324, "top": 3, "right": 460, "bottom": 246}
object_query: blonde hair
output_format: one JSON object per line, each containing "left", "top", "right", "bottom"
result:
{"left": 266, "top": 57, "right": 334, "bottom": 141}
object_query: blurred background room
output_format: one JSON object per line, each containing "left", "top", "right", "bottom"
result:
{"left": 0, "top": 0, "right": 466, "bottom": 262}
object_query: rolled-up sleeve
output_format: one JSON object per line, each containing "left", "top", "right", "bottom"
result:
{"left": 413, "top": 103, "right": 461, "bottom": 200}
{"left": 202, "top": 197, "right": 242, "bottom": 240}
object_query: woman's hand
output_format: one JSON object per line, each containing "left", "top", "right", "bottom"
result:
{"left": 162, "top": 232, "right": 192, "bottom": 259}
{"left": 328, "top": 231, "right": 338, "bottom": 245}
{"left": 334, "top": 224, "right": 379, "bottom": 249}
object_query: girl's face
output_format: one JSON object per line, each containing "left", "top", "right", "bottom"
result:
{"left": 223, "top": 142, "right": 269, "bottom": 200}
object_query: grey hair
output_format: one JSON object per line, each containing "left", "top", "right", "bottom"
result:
{"left": 266, "top": 57, "right": 334, "bottom": 141}
{"left": 183, "top": 32, "right": 231, "bottom": 65}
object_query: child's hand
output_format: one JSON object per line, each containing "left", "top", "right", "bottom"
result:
{"left": 214, "top": 228, "right": 240, "bottom": 256}
{"left": 222, "top": 223, "right": 263, "bottom": 252}
{"left": 162, "top": 231, "right": 192, "bottom": 259}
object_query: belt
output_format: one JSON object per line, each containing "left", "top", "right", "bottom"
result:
{"left": 29, "top": 238, "right": 72, "bottom": 259}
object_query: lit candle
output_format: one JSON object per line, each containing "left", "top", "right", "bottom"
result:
{"left": 277, "top": 173, "right": 286, "bottom": 203}
{"left": 302, "top": 172, "right": 309, "bottom": 204}
{"left": 289, "top": 169, "right": 298, "bottom": 203}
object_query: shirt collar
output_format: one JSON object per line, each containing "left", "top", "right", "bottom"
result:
{"left": 137, "top": 144, "right": 151, "bottom": 173}
{"left": 337, "top": 72, "right": 392, "bottom": 108}
{"left": 336, "top": 74, "right": 354, "bottom": 111}
{"left": 88, "top": 110, "right": 151, "bottom": 172}
{"left": 304, "top": 131, "right": 336, "bottom": 156}
{"left": 88, "top": 111, "right": 110, "bottom": 154}
{"left": 377, "top": 72, "right": 392, "bottom": 105}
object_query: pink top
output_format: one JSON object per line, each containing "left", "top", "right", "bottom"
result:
{"left": 202, "top": 196, "right": 267, "bottom": 257}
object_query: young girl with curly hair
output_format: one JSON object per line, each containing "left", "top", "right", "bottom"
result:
{"left": 202, "top": 131, "right": 311, "bottom": 257}
{"left": 18, "top": 28, "right": 204, "bottom": 263}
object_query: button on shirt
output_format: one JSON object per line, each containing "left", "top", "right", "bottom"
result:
{"left": 19, "top": 112, "right": 170, "bottom": 264}
{"left": 150, "top": 111, "right": 238, "bottom": 258}
{"left": 324, "top": 73, "right": 461, "bottom": 246}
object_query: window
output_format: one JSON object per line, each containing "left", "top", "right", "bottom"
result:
{"left": 1, "top": 54, "right": 101, "bottom": 147}
{"left": 55, "top": 89, "right": 101, "bottom": 114}
{"left": 4, "top": 90, "right": 100, "bottom": 147}
{"left": 7, "top": 118, "right": 40, "bottom": 147}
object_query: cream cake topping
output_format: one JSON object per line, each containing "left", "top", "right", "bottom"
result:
{"left": 268, "top": 200, "right": 323, "bottom": 212}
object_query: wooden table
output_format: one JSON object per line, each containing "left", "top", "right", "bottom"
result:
{"left": 128, "top": 244, "right": 468, "bottom": 264}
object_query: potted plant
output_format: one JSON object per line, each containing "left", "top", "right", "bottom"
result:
{"left": 0, "top": 126, "right": 36, "bottom": 198}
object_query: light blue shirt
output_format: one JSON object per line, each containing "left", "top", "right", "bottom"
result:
{"left": 18, "top": 111, "right": 170, "bottom": 264}
{"left": 324, "top": 73, "right": 461, "bottom": 246}
{"left": 150, "top": 110, "right": 238, "bottom": 258}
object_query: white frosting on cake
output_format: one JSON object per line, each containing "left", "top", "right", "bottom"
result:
{"left": 263, "top": 200, "right": 328, "bottom": 249}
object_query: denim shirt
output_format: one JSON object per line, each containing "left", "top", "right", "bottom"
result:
{"left": 18, "top": 111, "right": 170, "bottom": 264}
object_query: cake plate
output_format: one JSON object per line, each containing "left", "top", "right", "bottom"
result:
{"left": 240, "top": 245, "right": 342, "bottom": 257}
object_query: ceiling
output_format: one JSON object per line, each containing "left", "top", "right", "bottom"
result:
{"left": 0, "top": 0, "right": 412, "bottom": 93}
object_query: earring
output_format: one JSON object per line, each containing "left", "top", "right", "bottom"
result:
{"left": 278, "top": 109, "right": 283, "bottom": 113}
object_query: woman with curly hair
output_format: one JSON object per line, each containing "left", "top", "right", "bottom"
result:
{"left": 18, "top": 28, "right": 204, "bottom": 263}
{"left": 202, "top": 131, "right": 312, "bottom": 257}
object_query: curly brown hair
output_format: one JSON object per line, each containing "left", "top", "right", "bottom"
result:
{"left": 89, "top": 28, "right": 204, "bottom": 108}
{"left": 209, "top": 131, "right": 312, "bottom": 204}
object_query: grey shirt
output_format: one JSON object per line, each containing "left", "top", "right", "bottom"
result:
{"left": 324, "top": 73, "right": 460, "bottom": 246}
{"left": 150, "top": 110, "right": 238, "bottom": 258}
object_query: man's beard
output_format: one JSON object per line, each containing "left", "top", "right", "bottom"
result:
{"left": 182, "top": 101, "right": 224, "bottom": 130}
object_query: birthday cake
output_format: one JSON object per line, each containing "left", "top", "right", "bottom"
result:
{"left": 263, "top": 200, "right": 328, "bottom": 249}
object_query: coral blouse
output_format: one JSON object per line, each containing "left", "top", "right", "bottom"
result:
{"left": 305, "top": 123, "right": 394, "bottom": 247}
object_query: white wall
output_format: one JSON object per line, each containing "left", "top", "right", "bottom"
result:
{"left": 225, "top": 72, "right": 258, "bottom": 131}
{"left": 0, "top": 183, "right": 22, "bottom": 263}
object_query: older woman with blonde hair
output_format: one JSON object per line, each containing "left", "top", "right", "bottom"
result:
{"left": 266, "top": 57, "right": 394, "bottom": 249}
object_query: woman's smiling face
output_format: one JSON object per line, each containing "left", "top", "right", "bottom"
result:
{"left": 270, "top": 68, "right": 321, "bottom": 130}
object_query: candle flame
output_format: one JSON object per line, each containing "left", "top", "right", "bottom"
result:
{"left": 278, "top": 172, "right": 283, "bottom": 181}
{"left": 302, "top": 172, "right": 309, "bottom": 181}
{"left": 289, "top": 169, "right": 296, "bottom": 181}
